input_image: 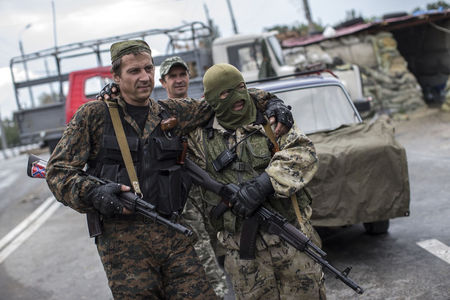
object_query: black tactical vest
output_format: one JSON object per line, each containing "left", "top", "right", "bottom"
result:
{"left": 86, "top": 103, "right": 191, "bottom": 216}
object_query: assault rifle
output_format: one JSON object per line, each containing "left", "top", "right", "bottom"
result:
{"left": 184, "top": 158, "right": 364, "bottom": 295}
{"left": 27, "top": 154, "right": 193, "bottom": 237}
{"left": 28, "top": 154, "right": 363, "bottom": 294}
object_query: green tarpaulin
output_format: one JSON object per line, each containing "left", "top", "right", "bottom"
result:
{"left": 307, "top": 116, "right": 410, "bottom": 227}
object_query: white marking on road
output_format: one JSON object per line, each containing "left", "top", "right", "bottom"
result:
{"left": 417, "top": 239, "right": 450, "bottom": 264}
{"left": 0, "top": 197, "right": 55, "bottom": 251}
{"left": 0, "top": 197, "right": 61, "bottom": 264}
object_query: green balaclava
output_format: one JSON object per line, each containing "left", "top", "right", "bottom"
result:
{"left": 203, "top": 63, "right": 256, "bottom": 130}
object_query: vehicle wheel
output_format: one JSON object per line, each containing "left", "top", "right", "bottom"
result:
{"left": 364, "top": 220, "right": 390, "bottom": 234}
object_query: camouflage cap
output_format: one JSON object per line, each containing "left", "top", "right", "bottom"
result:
{"left": 110, "top": 40, "right": 152, "bottom": 63}
{"left": 160, "top": 56, "right": 189, "bottom": 78}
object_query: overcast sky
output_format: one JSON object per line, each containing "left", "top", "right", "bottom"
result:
{"left": 0, "top": 0, "right": 437, "bottom": 118}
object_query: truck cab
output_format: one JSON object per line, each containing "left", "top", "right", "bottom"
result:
{"left": 212, "top": 32, "right": 296, "bottom": 81}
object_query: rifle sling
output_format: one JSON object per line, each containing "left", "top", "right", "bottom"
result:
{"left": 262, "top": 120, "right": 304, "bottom": 226}
{"left": 106, "top": 99, "right": 143, "bottom": 197}
{"left": 86, "top": 99, "right": 144, "bottom": 239}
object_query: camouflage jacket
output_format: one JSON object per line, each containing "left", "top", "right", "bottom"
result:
{"left": 46, "top": 89, "right": 274, "bottom": 213}
{"left": 186, "top": 103, "right": 319, "bottom": 237}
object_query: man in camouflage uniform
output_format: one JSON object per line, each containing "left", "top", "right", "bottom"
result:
{"left": 187, "top": 63, "right": 327, "bottom": 299}
{"left": 46, "top": 40, "right": 218, "bottom": 299}
{"left": 159, "top": 56, "right": 228, "bottom": 298}
{"left": 47, "top": 40, "right": 293, "bottom": 299}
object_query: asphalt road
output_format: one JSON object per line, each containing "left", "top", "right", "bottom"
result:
{"left": 0, "top": 107, "right": 449, "bottom": 299}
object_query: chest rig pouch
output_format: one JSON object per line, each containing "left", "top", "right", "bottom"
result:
{"left": 142, "top": 125, "right": 192, "bottom": 217}
{"left": 95, "top": 100, "right": 191, "bottom": 218}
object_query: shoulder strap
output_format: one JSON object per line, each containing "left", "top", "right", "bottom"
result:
{"left": 105, "top": 99, "right": 143, "bottom": 197}
{"left": 262, "top": 118, "right": 303, "bottom": 225}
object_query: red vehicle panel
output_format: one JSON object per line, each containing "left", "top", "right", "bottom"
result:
{"left": 65, "top": 66, "right": 112, "bottom": 123}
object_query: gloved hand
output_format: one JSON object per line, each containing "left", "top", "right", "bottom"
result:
{"left": 265, "top": 96, "right": 294, "bottom": 137}
{"left": 229, "top": 172, "right": 275, "bottom": 218}
{"left": 86, "top": 183, "right": 124, "bottom": 217}
{"left": 96, "top": 82, "right": 120, "bottom": 101}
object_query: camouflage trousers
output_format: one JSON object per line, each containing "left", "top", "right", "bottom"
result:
{"left": 219, "top": 221, "right": 327, "bottom": 300}
{"left": 96, "top": 216, "right": 218, "bottom": 300}
{"left": 183, "top": 200, "right": 228, "bottom": 298}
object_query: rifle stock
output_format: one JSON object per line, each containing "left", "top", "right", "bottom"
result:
{"left": 27, "top": 154, "right": 193, "bottom": 237}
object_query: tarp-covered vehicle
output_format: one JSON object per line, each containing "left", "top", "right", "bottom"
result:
{"left": 250, "top": 74, "right": 410, "bottom": 233}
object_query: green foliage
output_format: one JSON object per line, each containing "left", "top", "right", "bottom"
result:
{"left": 265, "top": 22, "right": 323, "bottom": 37}
{"left": 427, "top": 1, "right": 449, "bottom": 9}
{"left": 38, "top": 92, "right": 59, "bottom": 105}
{"left": 413, "top": 1, "right": 449, "bottom": 12}
{"left": 0, "top": 118, "right": 20, "bottom": 148}
{"left": 265, "top": 1, "right": 448, "bottom": 41}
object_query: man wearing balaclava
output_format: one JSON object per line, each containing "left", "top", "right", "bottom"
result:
{"left": 187, "top": 63, "right": 327, "bottom": 299}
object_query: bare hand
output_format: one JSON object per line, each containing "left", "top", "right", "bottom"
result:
{"left": 270, "top": 116, "right": 289, "bottom": 138}
{"left": 119, "top": 184, "right": 133, "bottom": 215}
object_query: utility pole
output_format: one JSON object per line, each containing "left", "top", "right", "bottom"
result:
{"left": 302, "top": 0, "right": 315, "bottom": 34}
{"left": 225, "top": 0, "right": 239, "bottom": 34}
{"left": 51, "top": 0, "right": 64, "bottom": 102}
{"left": 18, "top": 24, "right": 36, "bottom": 108}
{"left": 203, "top": 3, "right": 213, "bottom": 32}
{"left": 203, "top": 2, "right": 219, "bottom": 40}
{"left": 52, "top": 0, "right": 58, "bottom": 49}
{"left": 0, "top": 110, "right": 8, "bottom": 159}
{"left": 44, "top": 59, "right": 57, "bottom": 102}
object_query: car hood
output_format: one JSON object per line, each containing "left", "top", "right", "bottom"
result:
{"left": 306, "top": 115, "right": 411, "bottom": 227}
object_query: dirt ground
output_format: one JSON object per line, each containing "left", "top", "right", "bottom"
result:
{"left": 391, "top": 106, "right": 450, "bottom": 157}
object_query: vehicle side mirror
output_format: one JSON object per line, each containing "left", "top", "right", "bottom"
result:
{"left": 353, "top": 98, "right": 371, "bottom": 113}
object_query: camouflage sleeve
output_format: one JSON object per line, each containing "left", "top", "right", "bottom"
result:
{"left": 248, "top": 87, "right": 275, "bottom": 112}
{"left": 186, "top": 127, "right": 207, "bottom": 169}
{"left": 159, "top": 98, "right": 214, "bottom": 134}
{"left": 161, "top": 90, "right": 278, "bottom": 135}
{"left": 265, "top": 125, "right": 318, "bottom": 198}
{"left": 45, "top": 101, "right": 105, "bottom": 213}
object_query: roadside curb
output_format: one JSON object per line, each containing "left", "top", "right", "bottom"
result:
{"left": 0, "top": 144, "right": 41, "bottom": 161}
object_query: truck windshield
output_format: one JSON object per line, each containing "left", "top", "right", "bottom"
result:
{"left": 274, "top": 85, "right": 360, "bottom": 134}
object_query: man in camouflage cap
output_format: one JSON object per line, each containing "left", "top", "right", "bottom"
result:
{"left": 158, "top": 55, "right": 229, "bottom": 298}
{"left": 47, "top": 38, "right": 296, "bottom": 299}
{"left": 186, "top": 63, "right": 327, "bottom": 299}
{"left": 159, "top": 56, "right": 190, "bottom": 99}
{"left": 46, "top": 39, "right": 218, "bottom": 299}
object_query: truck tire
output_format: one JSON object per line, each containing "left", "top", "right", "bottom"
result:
{"left": 363, "top": 220, "right": 390, "bottom": 235}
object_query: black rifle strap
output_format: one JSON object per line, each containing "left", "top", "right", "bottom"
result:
{"left": 239, "top": 214, "right": 260, "bottom": 260}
